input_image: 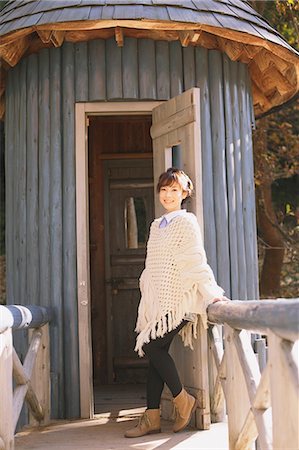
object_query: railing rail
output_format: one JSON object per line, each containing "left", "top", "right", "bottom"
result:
{"left": 207, "top": 298, "right": 299, "bottom": 450}
{"left": 0, "top": 305, "right": 51, "bottom": 450}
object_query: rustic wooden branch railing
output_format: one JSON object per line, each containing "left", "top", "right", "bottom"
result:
{"left": 207, "top": 298, "right": 299, "bottom": 450}
{"left": 0, "top": 305, "right": 51, "bottom": 450}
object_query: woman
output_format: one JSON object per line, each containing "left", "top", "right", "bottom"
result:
{"left": 125, "top": 168, "right": 228, "bottom": 438}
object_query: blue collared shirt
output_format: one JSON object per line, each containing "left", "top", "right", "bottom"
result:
{"left": 159, "top": 209, "right": 187, "bottom": 228}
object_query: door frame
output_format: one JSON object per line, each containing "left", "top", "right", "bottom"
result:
{"left": 75, "top": 101, "right": 162, "bottom": 418}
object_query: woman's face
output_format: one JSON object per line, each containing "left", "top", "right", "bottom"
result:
{"left": 159, "top": 182, "right": 187, "bottom": 213}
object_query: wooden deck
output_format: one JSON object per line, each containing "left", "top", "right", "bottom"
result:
{"left": 15, "top": 385, "right": 229, "bottom": 450}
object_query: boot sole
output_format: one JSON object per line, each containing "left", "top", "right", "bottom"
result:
{"left": 173, "top": 397, "right": 197, "bottom": 433}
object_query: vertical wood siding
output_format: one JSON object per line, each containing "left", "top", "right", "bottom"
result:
{"left": 49, "top": 47, "right": 64, "bottom": 419}
{"left": 223, "top": 55, "right": 239, "bottom": 300}
{"left": 5, "top": 37, "right": 258, "bottom": 419}
{"left": 195, "top": 47, "right": 217, "bottom": 276}
{"left": 209, "top": 50, "right": 231, "bottom": 295}
{"left": 61, "top": 42, "right": 80, "bottom": 419}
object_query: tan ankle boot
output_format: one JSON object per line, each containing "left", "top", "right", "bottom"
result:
{"left": 172, "top": 388, "right": 197, "bottom": 433}
{"left": 124, "top": 409, "right": 161, "bottom": 438}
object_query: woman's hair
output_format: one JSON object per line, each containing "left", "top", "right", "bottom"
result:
{"left": 156, "top": 168, "right": 194, "bottom": 200}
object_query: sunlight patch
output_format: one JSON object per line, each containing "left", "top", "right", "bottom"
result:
{"left": 131, "top": 438, "right": 170, "bottom": 449}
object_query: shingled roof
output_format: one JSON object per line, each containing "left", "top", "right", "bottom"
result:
{"left": 0, "top": 0, "right": 298, "bottom": 117}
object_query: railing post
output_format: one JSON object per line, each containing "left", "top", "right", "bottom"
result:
{"left": 0, "top": 328, "right": 14, "bottom": 450}
{"left": 268, "top": 332, "right": 299, "bottom": 450}
{"left": 224, "top": 325, "right": 254, "bottom": 450}
{"left": 29, "top": 324, "right": 51, "bottom": 426}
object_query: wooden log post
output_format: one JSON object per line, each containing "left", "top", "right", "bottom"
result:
{"left": 13, "top": 332, "right": 44, "bottom": 430}
{"left": 0, "top": 328, "right": 14, "bottom": 450}
{"left": 29, "top": 324, "right": 50, "bottom": 426}
{"left": 224, "top": 325, "right": 253, "bottom": 450}
{"left": 268, "top": 332, "right": 299, "bottom": 450}
{"left": 208, "top": 325, "right": 226, "bottom": 422}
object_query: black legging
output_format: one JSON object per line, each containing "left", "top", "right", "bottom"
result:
{"left": 143, "top": 320, "right": 188, "bottom": 409}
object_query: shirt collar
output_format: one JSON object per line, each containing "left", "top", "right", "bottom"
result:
{"left": 162, "top": 209, "right": 187, "bottom": 224}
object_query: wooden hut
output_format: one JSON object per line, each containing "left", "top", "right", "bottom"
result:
{"left": 0, "top": 0, "right": 298, "bottom": 424}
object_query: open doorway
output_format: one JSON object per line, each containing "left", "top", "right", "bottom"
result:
{"left": 88, "top": 115, "right": 154, "bottom": 412}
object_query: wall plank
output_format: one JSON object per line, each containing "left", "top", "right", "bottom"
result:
{"left": 49, "top": 47, "right": 64, "bottom": 418}
{"left": 230, "top": 61, "right": 247, "bottom": 300}
{"left": 156, "top": 41, "right": 170, "bottom": 100}
{"left": 208, "top": 50, "right": 231, "bottom": 295}
{"left": 223, "top": 55, "right": 239, "bottom": 299}
{"left": 18, "top": 58, "right": 27, "bottom": 307}
{"left": 183, "top": 47, "right": 195, "bottom": 90}
{"left": 245, "top": 69, "right": 259, "bottom": 299}
{"left": 195, "top": 47, "right": 217, "bottom": 275}
{"left": 38, "top": 48, "right": 51, "bottom": 309}
{"left": 75, "top": 42, "right": 88, "bottom": 102}
{"left": 12, "top": 65, "right": 20, "bottom": 303}
{"left": 5, "top": 71, "right": 14, "bottom": 304}
{"left": 88, "top": 39, "right": 106, "bottom": 101}
{"left": 123, "top": 37, "right": 138, "bottom": 99}
{"left": 170, "top": 41, "right": 183, "bottom": 97}
{"left": 106, "top": 38, "right": 122, "bottom": 99}
{"left": 62, "top": 42, "right": 80, "bottom": 419}
{"left": 139, "top": 39, "right": 156, "bottom": 99}
{"left": 239, "top": 63, "right": 256, "bottom": 300}
{"left": 26, "top": 54, "right": 39, "bottom": 306}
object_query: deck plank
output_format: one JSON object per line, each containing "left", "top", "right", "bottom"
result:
{"left": 15, "top": 385, "right": 229, "bottom": 449}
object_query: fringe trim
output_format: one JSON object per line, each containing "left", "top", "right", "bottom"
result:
{"left": 134, "top": 307, "right": 198, "bottom": 357}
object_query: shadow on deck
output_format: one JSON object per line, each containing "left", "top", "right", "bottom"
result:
{"left": 15, "top": 385, "right": 229, "bottom": 450}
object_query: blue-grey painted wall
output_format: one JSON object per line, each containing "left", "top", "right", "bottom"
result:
{"left": 5, "top": 37, "right": 258, "bottom": 419}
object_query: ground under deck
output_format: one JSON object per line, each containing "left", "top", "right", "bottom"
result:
{"left": 15, "top": 385, "right": 229, "bottom": 450}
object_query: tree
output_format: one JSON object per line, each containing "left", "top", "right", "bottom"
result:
{"left": 249, "top": 1, "right": 299, "bottom": 298}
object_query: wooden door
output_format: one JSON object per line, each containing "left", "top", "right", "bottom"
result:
{"left": 104, "top": 159, "right": 154, "bottom": 384}
{"left": 150, "top": 88, "right": 211, "bottom": 430}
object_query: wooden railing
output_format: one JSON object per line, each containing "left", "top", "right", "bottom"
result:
{"left": 0, "top": 305, "right": 51, "bottom": 450}
{"left": 207, "top": 299, "right": 299, "bottom": 450}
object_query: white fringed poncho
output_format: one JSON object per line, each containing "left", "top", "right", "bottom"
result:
{"left": 134, "top": 212, "right": 224, "bottom": 357}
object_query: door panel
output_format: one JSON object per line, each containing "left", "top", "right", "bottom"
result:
{"left": 104, "top": 159, "right": 154, "bottom": 383}
{"left": 150, "top": 88, "right": 210, "bottom": 430}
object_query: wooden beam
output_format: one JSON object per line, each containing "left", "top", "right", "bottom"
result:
{"left": 253, "top": 363, "right": 271, "bottom": 410}
{"left": 179, "top": 31, "right": 191, "bottom": 47}
{"left": 268, "top": 333, "right": 299, "bottom": 450}
{"left": 191, "top": 31, "right": 201, "bottom": 43}
{"left": 29, "top": 325, "right": 50, "bottom": 425}
{"left": 151, "top": 104, "right": 196, "bottom": 139}
{"left": 232, "top": 330, "right": 272, "bottom": 450}
{"left": 37, "top": 30, "right": 65, "bottom": 48}
{"left": 207, "top": 299, "right": 299, "bottom": 342}
{"left": 263, "top": 66, "right": 296, "bottom": 95}
{"left": 198, "top": 31, "right": 218, "bottom": 50}
{"left": 217, "top": 37, "right": 244, "bottom": 62}
{"left": 178, "top": 29, "right": 201, "bottom": 46}
{"left": 115, "top": 26, "right": 124, "bottom": 47}
{"left": 0, "top": 329, "right": 13, "bottom": 450}
{"left": 0, "top": 35, "right": 31, "bottom": 67}
{"left": 254, "top": 48, "right": 289, "bottom": 75}
{"left": 250, "top": 79, "right": 272, "bottom": 113}
{"left": 36, "top": 29, "right": 52, "bottom": 44}
{"left": 51, "top": 30, "right": 65, "bottom": 47}
{"left": 235, "top": 409, "right": 258, "bottom": 450}
{"left": 244, "top": 45, "right": 263, "bottom": 60}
